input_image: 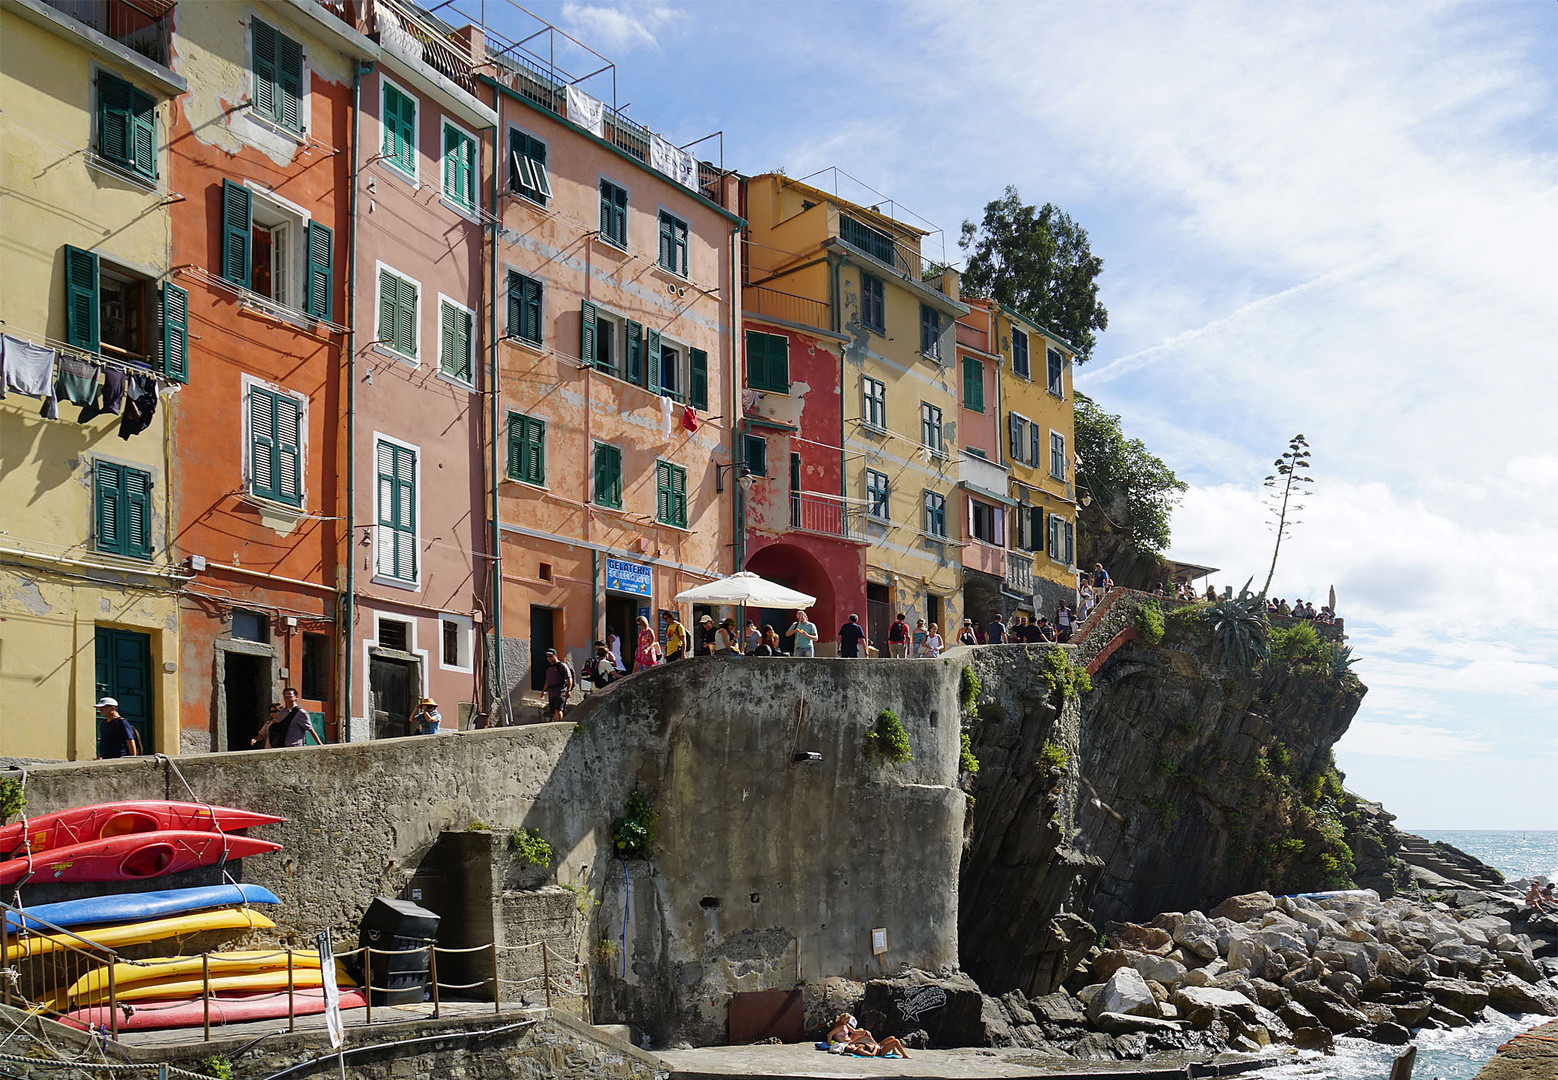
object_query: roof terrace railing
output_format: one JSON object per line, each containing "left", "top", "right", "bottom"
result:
{"left": 44, "top": 0, "right": 173, "bottom": 67}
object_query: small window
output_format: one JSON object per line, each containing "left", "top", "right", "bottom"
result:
{"left": 93, "top": 460, "right": 153, "bottom": 559}
{"left": 865, "top": 469, "right": 890, "bottom": 519}
{"left": 920, "top": 402, "right": 944, "bottom": 457}
{"left": 746, "top": 330, "right": 790, "bottom": 394}
{"left": 923, "top": 490, "right": 947, "bottom": 538}
{"left": 962, "top": 356, "right": 984, "bottom": 413}
{"left": 247, "top": 384, "right": 305, "bottom": 506}
{"left": 860, "top": 273, "right": 885, "bottom": 333}
{"left": 377, "top": 267, "right": 419, "bottom": 361}
{"left": 231, "top": 611, "right": 269, "bottom": 642}
{"left": 301, "top": 632, "right": 330, "bottom": 700}
{"left": 742, "top": 433, "right": 768, "bottom": 478}
{"left": 1050, "top": 514, "right": 1074, "bottom": 563}
{"left": 658, "top": 211, "right": 688, "bottom": 276}
{"left": 655, "top": 460, "right": 687, "bottom": 527}
{"left": 1050, "top": 431, "right": 1067, "bottom": 481}
{"left": 438, "top": 299, "right": 473, "bottom": 384}
{"left": 507, "top": 412, "right": 545, "bottom": 486}
{"left": 375, "top": 439, "right": 418, "bottom": 584}
{"left": 659, "top": 340, "right": 683, "bottom": 401}
{"left": 96, "top": 71, "right": 156, "bottom": 180}
{"left": 382, "top": 82, "right": 417, "bottom": 178}
{"left": 440, "top": 615, "right": 473, "bottom": 671}
{"left": 1030, "top": 425, "right": 1043, "bottom": 471}
{"left": 1008, "top": 413, "right": 1029, "bottom": 465}
{"left": 441, "top": 121, "right": 477, "bottom": 213}
{"left": 1012, "top": 329, "right": 1030, "bottom": 379}
{"left": 862, "top": 376, "right": 886, "bottom": 430}
{"left": 1047, "top": 347, "right": 1065, "bottom": 396}
{"left": 593, "top": 443, "right": 622, "bottom": 508}
{"left": 251, "top": 19, "right": 303, "bottom": 134}
{"left": 506, "top": 271, "right": 543, "bottom": 346}
{"left": 377, "top": 619, "right": 410, "bottom": 650}
{"left": 509, "top": 129, "right": 551, "bottom": 205}
{"left": 599, "top": 180, "right": 628, "bottom": 248}
{"left": 920, "top": 305, "right": 942, "bottom": 360}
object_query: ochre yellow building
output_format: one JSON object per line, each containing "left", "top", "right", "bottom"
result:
{"left": 743, "top": 175, "right": 968, "bottom": 648}
{"left": 993, "top": 303, "right": 1079, "bottom": 612}
{"left": 0, "top": 1, "right": 185, "bottom": 758}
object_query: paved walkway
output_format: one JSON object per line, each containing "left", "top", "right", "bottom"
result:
{"left": 656, "top": 1043, "right": 1287, "bottom": 1079}
{"left": 1474, "top": 1018, "right": 1558, "bottom": 1079}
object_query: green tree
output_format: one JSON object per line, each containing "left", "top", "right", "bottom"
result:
{"left": 1261, "top": 434, "right": 1312, "bottom": 597}
{"left": 1074, "top": 397, "right": 1186, "bottom": 555}
{"left": 959, "top": 187, "right": 1109, "bottom": 361}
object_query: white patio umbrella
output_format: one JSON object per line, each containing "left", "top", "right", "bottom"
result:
{"left": 674, "top": 572, "right": 815, "bottom": 608}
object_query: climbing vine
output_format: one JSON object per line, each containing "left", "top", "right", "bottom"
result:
{"left": 959, "top": 666, "right": 981, "bottom": 713}
{"left": 611, "top": 790, "right": 659, "bottom": 861}
{"left": 0, "top": 777, "right": 24, "bottom": 823}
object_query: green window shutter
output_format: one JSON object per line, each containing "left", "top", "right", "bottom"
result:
{"left": 744, "top": 330, "right": 765, "bottom": 390}
{"left": 97, "top": 72, "right": 130, "bottom": 167}
{"left": 441, "top": 303, "right": 471, "bottom": 382}
{"left": 129, "top": 86, "right": 156, "bottom": 178}
{"left": 506, "top": 414, "right": 523, "bottom": 480}
{"left": 444, "top": 126, "right": 473, "bottom": 209}
{"left": 507, "top": 273, "right": 523, "bottom": 338}
{"left": 655, "top": 461, "right": 669, "bottom": 523}
{"left": 158, "top": 282, "right": 188, "bottom": 383}
{"left": 375, "top": 441, "right": 417, "bottom": 581}
{"left": 124, "top": 467, "right": 152, "bottom": 558}
{"left": 595, "top": 445, "right": 621, "bottom": 507}
{"left": 658, "top": 214, "right": 672, "bottom": 269}
{"left": 385, "top": 85, "right": 414, "bottom": 173}
{"left": 275, "top": 31, "right": 302, "bottom": 131}
{"left": 670, "top": 464, "right": 686, "bottom": 526}
{"left": 381, "top": 273, "right": 415, "bottom": 358}
{"left": 770, "top": 335, "right": 789, "bottom": 391}
{"left": 624, "top": 319, "right": 642, "bottom": 383}
{"left": 303, "top": 221, "right": 333, "bottom": 320}
{"left": 645, "top": 327, "right": 662, "bottom": 393}
{"left": 64, "top": 245, "right": 100, "bottom": 351}
{"left": 377, "top": 269, "right": 395, "bottom": 349}
{"left": 94, "top": 461, "right": 123, "bottom": 555}
{"left": 250, "top": 388, "right": 277, "bottom": 500}
{"left": 1008, "top": 413, "right": 1022, "bottom": 462}
{"left": 275, "top": 392, "right": 302, "bottom": 506}
{"left": 220, "top": 180, "right": 252, "bottom": 288}
{"left": 743, "top": 435, "right": 767, "bottom": 478}
{"left": 689, "top": 348, "right": 708, "bottom": 410}
{"left": 581, "top": 300, "right": 598, "bottom": 366}
{"left": 963, "top": 357, "right": 983, "bottom": 412}
{"left": 252, "top": 19, "right": 277, "bottom": 122}
{"left": 522, "top": 275, "right": 543, "bottom": 344}
{"left": 525, "top": 417, "right": 545, "bottom": 485}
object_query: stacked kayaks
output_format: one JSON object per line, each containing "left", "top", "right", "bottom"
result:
{"left": 0, "top": 800, "right": 365, "bottom": 1032}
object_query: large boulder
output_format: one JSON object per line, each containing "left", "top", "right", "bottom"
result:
{"left": 1086, "top": 967, "right": 1159, "bottom": 1023}
{"left": 1132, "top": 953, "right": 1187, "bottom": 988}
{"left": 1292, "top": 1025, "right": 1333, "bottom": 1049}
{"left": 1424, "top": 977, "right": 1490, "bottom": 1019}
{"left": 857, "top": 969, "right": 988, "bottom": 1047}
{"left": 1110, "top": 922, "right": 1172, "bottom": 953}
{"left": 1172, "top": 911, "right": 1220, "bottom": 961}
{"left": 1211, "top": 892, "right": 1277, "bottom": 923}
{"left": 1500, "top": 949, "right": 1545, "bottom": 983}
{"left": 1289, "top": 980, "right": 1370, "bottom": 1033}
{"left": 1170, "top": 986, "right": 1257, "bottom": 1015}
{"left": 1029, "top": 990, "right": 1087, "bottom": 1030}
{"left": 1368, "top": 1021, "right": 1412, "bottom": 1045}
{"left": 1226, "top": 936, "right": 1269, "bottom": 975}
{"left": 1486, "top": 975, "right": 1558, "bottom": 1017}
{"left": 1318, "top": 941, "right": 1375, "bottom": 981}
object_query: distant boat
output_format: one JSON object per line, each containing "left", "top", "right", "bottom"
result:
{"left": 0, "top": 832, "right": 281, "bottom": 886}
{"left": 0, "top": 801, "right": 284, "bottom": 860}
{"left": 3, "top": 884, "right": 280, "bottom": 933}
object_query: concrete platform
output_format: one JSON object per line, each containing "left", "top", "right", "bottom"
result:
{"left": 655, "top": 1043, "right": 1289, "bottom": 1079}
{"left": 111, "top": 998, "right": 530, "bottom": 1050}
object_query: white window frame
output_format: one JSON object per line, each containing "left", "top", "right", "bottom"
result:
{"left": 243, "top": 181, "right": 311, "bottom": 314}
{"left": 372, "top": 431, "right": 422, "bottom": 590}
{"left": 864, "top": 469, "right": 890, "bottom": 521}
{"left": 1009, "top": 412, "right": 1031, "bottom": 465}
{"left": 920, "top": 401, "right": 945, "bottom": 458}
{"left": 436, "top": 293, "right": 476, "bottom": 388}
{"left": 658, "top": 334, "right": 685, "bottom": 401}
{"left": 656, "top": 206, "right": 690, "bottom": 278}
{"left": 379, "top": 74, "right": 419, "bottom": 185}
{"left": 363, "top": 611, "right": 430, "bottom": 712}
{"left": 439, "top": 612, "right": 474, "bottom": 673}
{"left": 593, "top": 308, "right": 622, "bottom": 375}
{"left": 374, "top": 260, "right": 421, "bottom": 365}
{"left": 862, "top": 376, "right": 887, "bottom": 432}
{"left": 1050, "top": 430, "right": 1067, "bottom": 481}
{"left": 439, "top": 116, "right": 480, "bottom": 218}
{"left": 239, "top": 373, "right": 310, "bottom": 511}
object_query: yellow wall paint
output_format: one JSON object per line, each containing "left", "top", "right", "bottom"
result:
{"left": 0, "top": 10, "right": 179, "bottom": 759}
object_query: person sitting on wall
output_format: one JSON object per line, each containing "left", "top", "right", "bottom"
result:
{"left": 715, "top": 617, "right": 742, "bottom": 653}
{"left": 1205, "top": 584, "right": 1220, "bottom": 603}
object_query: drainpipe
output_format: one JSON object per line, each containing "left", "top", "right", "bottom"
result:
{"left": 342, "top": 58, "right": 372, "bottom": 740}
{"left": 488, "top": 116, "right": 505, "bottom": 723}
{"left": 730, "top": 224, "right": 743, "bottom": 574}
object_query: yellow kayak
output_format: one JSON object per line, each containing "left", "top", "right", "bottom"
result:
{"left": 67, "top": 965, "right": 357, "bottom": 1006}
{"left": 65, "top": 949, "right": 328, "bottom": 999}
{"left": 5, "top": 908, "right": 275, "bottom": 962}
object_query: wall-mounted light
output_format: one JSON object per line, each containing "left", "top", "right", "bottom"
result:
{"left": 714, "top": 462, "right": 755, "bottom": 494}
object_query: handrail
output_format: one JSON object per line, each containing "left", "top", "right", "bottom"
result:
{"left": 1, "top": 898, "right": 125, "bottom": 1038}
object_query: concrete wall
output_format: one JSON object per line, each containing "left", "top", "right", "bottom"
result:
{"left": 8, "top": 653, "right": 964, "bottom": 1047}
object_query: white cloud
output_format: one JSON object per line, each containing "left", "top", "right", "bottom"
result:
{"left": 558, "top": 2, "right": 680, "bottom": 53}
{"left": 1341, "top": 720, "right": 1491, "bottom": 762}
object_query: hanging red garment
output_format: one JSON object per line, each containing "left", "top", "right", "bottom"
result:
{"left": 681, "top": 405, "right": 699, "bottom": 432}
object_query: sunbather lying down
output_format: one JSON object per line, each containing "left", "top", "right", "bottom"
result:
{"left": 825, "top": 1013, "right": 911, "bottom": 1058}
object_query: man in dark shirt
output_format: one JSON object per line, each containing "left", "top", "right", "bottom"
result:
{"left": 542, "top": 649, "right": 574, "bottom": 721}
{"left": 96, "top": 697, "right": 140, "bottom": 759}
{"left": 697, "top": 614, "right": 716, "bottom": 656}
{"left": 987, "top": 616, "right": 1008, "bottom": 644}
{"left": 838, "top": 614, "right": 867, "bottom": 658}
{"left": 1037, "top": 617, "right": 1058, "bottom": 643}
{"left": 276, "top": 686, "right": 312, "bottom": 747}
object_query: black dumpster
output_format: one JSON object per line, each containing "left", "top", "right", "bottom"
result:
{"left": 357, "top": 896, "right": 439, "bottom": 1005}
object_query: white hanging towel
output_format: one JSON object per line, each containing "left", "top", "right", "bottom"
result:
{"left": 660, "top": 394, "right": 674, "bottom": 438}
{"left": 2, "top": 334, "right": 57, "bottom": 399}
{"left": 566, "top": 85, "right": 605, "bottom": 138}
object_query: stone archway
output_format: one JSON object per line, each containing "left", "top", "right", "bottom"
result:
{"left": 744, "top": 543, "right": 838, "bottom": 651}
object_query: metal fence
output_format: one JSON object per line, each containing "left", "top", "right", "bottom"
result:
{"left": 43, "top": 0, "right": 173, "bottom": 67}
{"left": 744, "top": 285, "right": 831, "bottom": 332}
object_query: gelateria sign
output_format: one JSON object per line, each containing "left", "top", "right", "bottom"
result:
{"left": 605, "top": 558, "right": 652, "bottom": 597}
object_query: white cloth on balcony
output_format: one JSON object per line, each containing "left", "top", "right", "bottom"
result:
{"left": 2, "top": 334, "right": 57, "bottom": 399}
{"left": 659, "top": 394, "right": 673, "bottom": 438}
{"left": 566, "top": 85, "right": 605, "bottom": 138}
{"left": 650, "top": 134, "right": 697, "bottom": 190}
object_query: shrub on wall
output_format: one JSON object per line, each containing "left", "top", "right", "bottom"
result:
{"left": 1039, "top": 741, "right": 1070, "bottom": 771}
{"left": 1041, "top": 649, "right": 1092, "bottom": 699}
{"left": 960, "top": 666, "right": 981, "bottom": 713}
{"left": 0, "top": 777, "right": 24, "bottom": 823}
{"left": 508, "top": 827, "right": 553, "bottom": 868}
{"left": 1136, "top": 602, "right": 1166, "bottom": 645}
{"left": 959, "top": 732, "right": 980, "bottom": 776}
{"left": 865, "top": 710, "right": 912, "bottom": 764}
{"left": 611, "top": 790, "right": 659, "bottom": 861}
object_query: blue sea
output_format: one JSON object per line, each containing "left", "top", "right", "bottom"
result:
{"left": 1248, "top": 831, "right": 1558, "bottom": 1079}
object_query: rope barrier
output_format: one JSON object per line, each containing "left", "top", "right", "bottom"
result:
{"left": 0, "top": 1053, "right": 212, "bottom": 1080}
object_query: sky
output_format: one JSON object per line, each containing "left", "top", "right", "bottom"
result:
{"left": 470, "top": 0, "right": 1558, "bottom": 829}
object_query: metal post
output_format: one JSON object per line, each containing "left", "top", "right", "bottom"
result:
{"left": 107, "top": 961, "right": 118, "bottom": 1040}
{"left": 492, "top": 942, "right": 500, "bottom": 1014}
{"left": 541, "top": 942, "right": 551, "bottom": 1010}
{"left": 287, "top": 947, "right": 296, "bottom": 1032}
{"left": 582, "top": 957, "right": 591, "bottom": 1024}
{"left": 429, "top": 947, "right": 440, "bottom": 1019}
{"left": 201, "top": 953, "right": 211, "bottom": 1040}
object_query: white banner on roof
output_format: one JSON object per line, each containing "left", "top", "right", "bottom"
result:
{"left": 651, "top": 134, "right": 698, "bottom": 191}
{"left": 566, "top": 84, "right": 605, "bottom": 138}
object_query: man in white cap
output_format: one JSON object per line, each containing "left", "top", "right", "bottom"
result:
{"left": 96, "top": 697, "right": 140, "bottom": 759}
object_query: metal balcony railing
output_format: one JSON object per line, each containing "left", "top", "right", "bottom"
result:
{"left": 374, "top": 0, "right": 478, "bottom": 94}
{"left": 1004, "top": 551, "right": 1033, "bottom": 595}
{"left": 790, "top": 492, "right": 864, "bottom": 541}
{"left": 836, "top": 212, "right": 949, "bottom": 288}
{"left": 744, "top": 285, "right": 830, "bottom": 331}
{"left": 45, "top": 0, "right": 173, "bottom": 67}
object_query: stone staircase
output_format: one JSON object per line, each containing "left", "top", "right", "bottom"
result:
{"left": 1395, "top": 832, "right": 1514, "bottom": 895}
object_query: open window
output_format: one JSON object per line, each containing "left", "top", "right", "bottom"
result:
{"left": 219, "top": 180, "right": 332, "bottom": 320}
{"left": 63, "top": 246, "right": 186, "bottom": 380}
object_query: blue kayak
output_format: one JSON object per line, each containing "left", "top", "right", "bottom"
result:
{"left": 2, "top": 884, "right": 280, "bottom": 933}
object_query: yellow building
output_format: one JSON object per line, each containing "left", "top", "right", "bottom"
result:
{"left": 993, "top": 303, "right": 1079, "bottom": 614}
{"left": 0, "top": 0, "right": 185, "bottom": 759}
{"left": 743, "top": 174, "right": 968, "bottom": 649}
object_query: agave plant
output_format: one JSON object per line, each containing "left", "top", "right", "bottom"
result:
{"left": 1327, "top": 642, "right": 1360, "bottom": 683}
{"left": 1206, "top": 578, "right": 1269, "bottom": 672}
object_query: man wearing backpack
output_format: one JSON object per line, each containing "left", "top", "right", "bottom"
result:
{"left": 887, "top": 613, "right": 910, "bottom": 658}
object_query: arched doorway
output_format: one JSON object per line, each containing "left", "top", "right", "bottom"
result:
{"left": 745, "top": 543, "right": 837, "bottom": 652}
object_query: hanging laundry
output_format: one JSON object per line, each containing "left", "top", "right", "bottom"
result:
{"left": 681, "top": 405, "right": 699, "bottom": 433}
{"left": 566, "top": 84, "right": 605, "bottom": 138}
{"left": 79, "top": 366, "right": 127, "bottom": 422}
{"left": 52, "top": 354, "right": 102, "bottom": 410}
{"left": 118, "top": 373, "right": 157, "bottom": 440}
{"left": 659, "top": 394, "right": 674, "bottom": 438}
{"left": 2, "top": 333, "right": 57, "bottom": 400}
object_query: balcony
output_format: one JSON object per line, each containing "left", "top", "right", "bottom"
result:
{"left": 958, "top": 452, "right": 1010, "bottom": 495}
{"left": 744, "top": 284, "right": 831, "bottom": 333}
{"left": 963, "top": 539, "right": 1005, "bottom": 579}
{"left": 42, "top": 0, "right": 173, "bottom": 67}
{"left": 1004, "top": 551, "right": 1034, "bottom": 596}
{"left": 373, "top": 0, "right": 478, "bottom": 94}
{"left": 789, "top": 492, "right": 866, "bottom": 542}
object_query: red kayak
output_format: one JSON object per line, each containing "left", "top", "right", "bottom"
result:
{"left": 0, "top": 831, "right": 281, "bottom": 886}
{"left": 0, "top": 801, "right": 284, "bottom": 860}
{"left": 61, "top": 989, "right": 368, "bottom": 1032}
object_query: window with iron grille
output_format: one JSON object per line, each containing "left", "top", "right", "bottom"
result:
{"left": 839, "top": 214, "right": 895, "bottom": 264}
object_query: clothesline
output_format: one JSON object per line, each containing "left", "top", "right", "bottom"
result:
{"left": 0, "top": 320, "right": 175, "bottom": 382}
{"left": 1, "top": 328, "right": 165, "bottom": 440}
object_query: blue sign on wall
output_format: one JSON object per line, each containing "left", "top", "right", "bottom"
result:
{"left": 605, "top": 558, "right": 652, "bottom": 597}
